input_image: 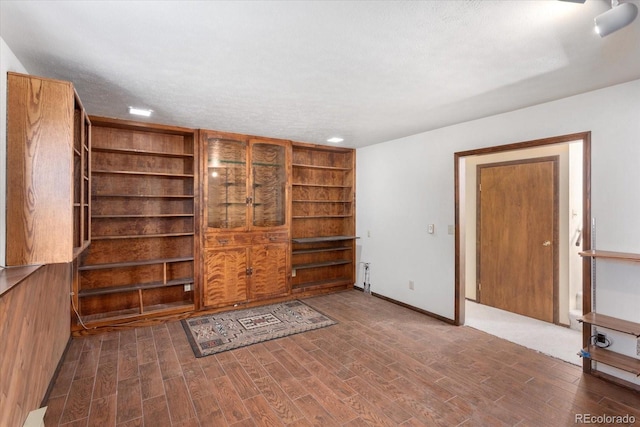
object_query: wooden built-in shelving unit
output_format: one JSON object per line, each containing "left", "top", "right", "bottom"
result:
{"left": 201, "top": 132, "right": 290, "bottom": 308}
{"left": 72, "top": 92, "right": 92, "bottom": 258}
{"left": 6, "top": 72, "right": 91, "bottom": 266}
{"left": 578, "top": 249, "right": 640, "bottom": 378}
{"left": 6, "top": 73, "right": 359, "bottom": 335}
{"left": 291, "top": 143, "right": 357, "bottom": 293}
{"left": 73, "top": 117, "right": 197, "bottom": 330}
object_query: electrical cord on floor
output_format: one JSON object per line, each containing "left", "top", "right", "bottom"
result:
{"left": 71, "top": 293, "right": 94, "bottom": 330}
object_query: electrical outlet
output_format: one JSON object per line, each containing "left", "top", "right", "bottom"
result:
{"left": 428, "top": 224, "right": 434, "bottom": 234}
{"left": 409, "top": 280, "right": 414, "bottom": 290}
{"left": 292, "top": 269, "right": 296, "bottom": 277}
{"left": 448, "top": 225, "right": 454, "bottom": 235}
{"left": 184, "top": 283, "right": 192, "bottom": 292}
{"left": 596, "top": 333, "right": 606, "bottom": 344}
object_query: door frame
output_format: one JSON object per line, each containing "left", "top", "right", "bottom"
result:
{"left": 454, "top": 132, "right": 591, "bottom": 333}
{"left": 476, "top": 156, "right": 560, "bottom": 324}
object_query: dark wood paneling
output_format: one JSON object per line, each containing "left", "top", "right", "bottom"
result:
{"left": 0, "top": 263, "right": 71, "bottom": 427}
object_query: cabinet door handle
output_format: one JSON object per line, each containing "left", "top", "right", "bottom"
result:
{"left": 217, "top": 239, "right": 229, "bottom": 245}
{"left": 246, "top": 267, "right": 253, "bottom": 276}
{"left": 543, "top": 241, "right": 551, "bottom": 247}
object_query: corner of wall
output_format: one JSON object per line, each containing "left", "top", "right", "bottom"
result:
{"left": 0, "top": 37, "right": 28, "bottom": 265}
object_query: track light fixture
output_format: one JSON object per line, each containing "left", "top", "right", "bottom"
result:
{"left": 594, "top": 1, "right": 638, "bottom": 37}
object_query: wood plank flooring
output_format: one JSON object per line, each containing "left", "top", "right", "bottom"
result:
{"left": 44, "top": 291, "right": 640, "bottom": 426}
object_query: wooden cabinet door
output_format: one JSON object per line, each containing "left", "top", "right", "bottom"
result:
{"left": 204, "top": 247, "right": 248, "bottom": 307}
{"left": 205, "top": 136, "right": 249, "bottom": 230}
{"left": 6, "top": 72, "right": 75, "bottom": 265}
{"left": 250, "top": 140, "right": 289, "bottom": 229}
{"left": 249, "top": 243, "right": 288, "bottom": 299}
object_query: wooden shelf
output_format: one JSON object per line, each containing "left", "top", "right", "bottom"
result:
{"left": 292, "top": 236, "right": 358, "bottom": 244}
{"left": 92, "top": 194, "right": 194, "bottom": 198}
{"left": 79, "top": 277, "right": 194, "bottom": 297}
{"left": 292, "top": 163, "right": 351, "bottom": 171}
{"left": 79, "top": 256, "right": 194, "bottom": 271}
{"left": 579, "top": 312, "right": 640, "bottom": 337}
{"left": 292, "top": 278, "right": 353, "bottom": 292}
{"left": 92, "top": 214, "right": 194, "bottom": 218}
{"left": 293, "top": 260, "right": 351, "bottom": 270}
{"left": 93, "top": 169, "right": 194, "bottom": 178}
{"left": 292, "top": 183, "right": 351, "bottom": 188}
{"left": 91, "top": 232, "right": 194, "bottom": 240}
{"left": 293, "top": 246, "right": 351, "bottom": 255}
{"left": 292, "top": 200, "right": 352, "bottom": 203}
{"left": 579, "top": 346, "right": 640, "bottom": 376}
{"left": 92, "top": 146, "right": 193, "bottom": 158}
{"left": 579, "top": 250, "right": 640, "bottom": 262}
{"left": 293, "top": 215, "right": 352, "bottom": 219}
{"left": 79, "top": 302, "right": 194, "bottom": 326}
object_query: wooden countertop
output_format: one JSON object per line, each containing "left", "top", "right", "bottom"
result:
{"left": 0, "top": 265, "right": 43, "bottom": 297}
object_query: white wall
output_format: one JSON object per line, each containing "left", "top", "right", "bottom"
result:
{"left": 356, "top": 79, "right": 640, "bottom": 385}
{"left": 0, "top": 37, "right": 28, "bottom": 265}
{"left": 568, "top": 143, "right": 584, "bottom": 315}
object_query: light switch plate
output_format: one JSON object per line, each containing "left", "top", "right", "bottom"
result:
{"left": 428, "top": 224, "right": 435, "bottom": 234}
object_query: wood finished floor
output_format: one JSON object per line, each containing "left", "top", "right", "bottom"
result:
{"left": 44, "top": 291, "right": 640, "bottom": 427}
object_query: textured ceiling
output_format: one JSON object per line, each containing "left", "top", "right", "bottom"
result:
{"left": 1, "top": 1, "right": 639, "bottom": 148}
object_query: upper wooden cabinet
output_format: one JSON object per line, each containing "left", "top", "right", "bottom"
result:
{"left": 201, "top": 131, "right": 291, "bottom": 308}
{"left": 205, "top": 132, "right": 290, "bottom": 231}
{"left": 5, "top": 72, "right": 90, "bottom": 266}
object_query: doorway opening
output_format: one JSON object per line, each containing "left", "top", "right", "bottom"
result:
{"left": 454, "top": 132, "right": 591, "bottom": 330}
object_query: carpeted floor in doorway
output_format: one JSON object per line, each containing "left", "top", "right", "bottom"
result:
{"left": 182, "top": 300, "right": 336, "bottom": 357}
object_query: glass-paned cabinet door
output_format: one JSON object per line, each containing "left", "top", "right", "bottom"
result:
{"left": 207, "top": 138, "right": 248, "bottom": 229}
{"left": 252, "top": 143, "right": 286, "bottom": 227}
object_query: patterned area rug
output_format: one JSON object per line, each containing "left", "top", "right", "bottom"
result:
{"left": 182, "top": 300, "right": 336, "bottom": 357}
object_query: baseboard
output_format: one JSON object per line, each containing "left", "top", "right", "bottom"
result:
{"left": 357, "top": 288, "right": 456, "bottom": 325}
{"left": 40, "top": 336, "right": 72, "bottom": 407}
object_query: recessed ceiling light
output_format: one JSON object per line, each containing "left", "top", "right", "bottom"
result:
{"left": 327, "top": 137, "right": 344, "bottom": 143}
{"left": 128, "top": 107, "right": 153, "bottom": 117}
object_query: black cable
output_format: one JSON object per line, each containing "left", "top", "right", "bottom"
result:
{"left": 589, "top": 333, "right": 612, "bottom": 348}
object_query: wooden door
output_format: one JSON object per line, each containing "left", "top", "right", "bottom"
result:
{"left": 204, "top": 247, "right": 248, "bottom": 307}
{"left": 249, "top": 243, "right": 288, "bottom": 299}
{"left": 477, "top": 157, "right": 558, "bottom": 323}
